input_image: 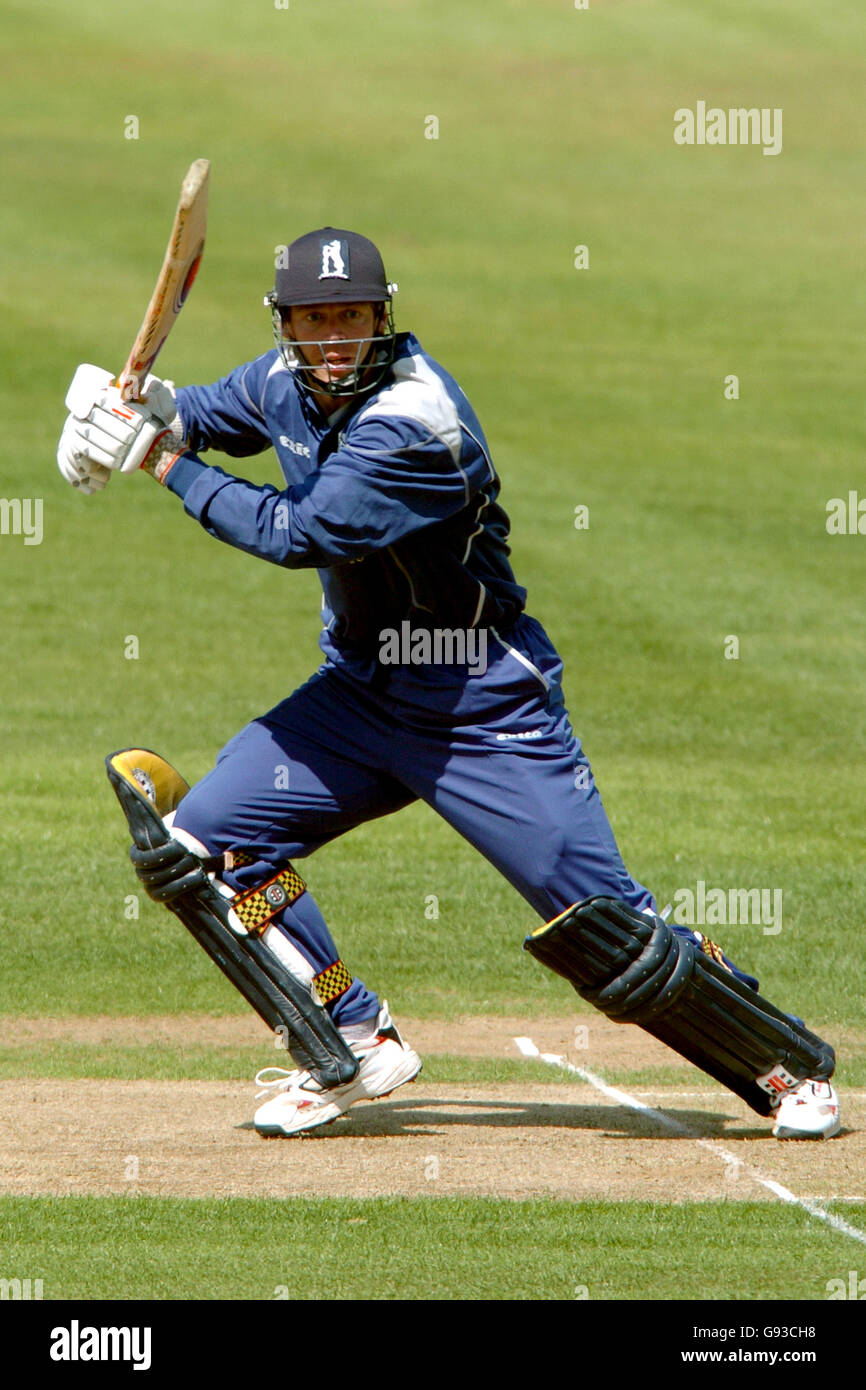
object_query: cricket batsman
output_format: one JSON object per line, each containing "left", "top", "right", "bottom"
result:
{"left": 57, "top": 228, "right": 840, "bottom": 1140}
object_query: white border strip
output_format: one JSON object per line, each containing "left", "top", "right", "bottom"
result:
{"left": 514, "top": 1036, "right": 866, "bottom": 1248}
{"left": 489, "top": 629, "right": 550, "bottom": 691}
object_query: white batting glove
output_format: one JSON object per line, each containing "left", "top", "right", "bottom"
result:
{"left": 57, "top": 364, "right": 181, "bottom": 489}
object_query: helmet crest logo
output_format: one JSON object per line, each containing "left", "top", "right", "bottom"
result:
{"left": 319, "top": 239, "right": 349, "bottom": 280}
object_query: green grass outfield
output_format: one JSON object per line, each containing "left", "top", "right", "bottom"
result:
{"left": 1, "top": 0, "right": 865, "bottom": 1301}
{"left": 1, "top": 1195, "right": 863, "bottom": 1302}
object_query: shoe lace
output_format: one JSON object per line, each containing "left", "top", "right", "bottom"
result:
{"left": 254, "top": 1065, "right": 315, "bottom": 1099}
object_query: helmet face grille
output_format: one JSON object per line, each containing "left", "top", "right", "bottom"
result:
{"left": 268, "top": 300, "right": 397, "bottom": 399}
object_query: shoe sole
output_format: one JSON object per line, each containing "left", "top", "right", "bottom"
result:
{"left": 774, "top": 1121, "right": 841, "bottom": 1140}
{"left": 257, "top": 1112, "right": 342, "bottom": 1138}
{"left": 255, "top": 1056, "right": 422, "bottom": 1139}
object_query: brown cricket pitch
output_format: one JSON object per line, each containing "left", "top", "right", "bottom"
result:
{"left": 0, "top": 1015, "right": 860, "bottom": 1203}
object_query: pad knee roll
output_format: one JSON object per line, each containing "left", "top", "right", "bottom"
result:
{"left": 129, "top": 838, "right": 211, "bottom": 904}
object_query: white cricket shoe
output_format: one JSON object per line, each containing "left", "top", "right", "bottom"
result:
{"left": 772, "top": 1079, "right": 841, "bottom": 1140}
{"left": 253, "top": 1001, "right": 422, "bottom": 1138}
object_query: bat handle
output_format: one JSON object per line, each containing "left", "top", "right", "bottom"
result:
{"left": 117, "top": 371, "right": 142, "bottom": 403}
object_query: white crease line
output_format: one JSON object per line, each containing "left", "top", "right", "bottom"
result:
{"left": 514, "top": 1037, "right": 866, "bottom": 1249}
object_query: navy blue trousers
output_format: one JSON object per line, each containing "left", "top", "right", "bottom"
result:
{"left": 174, "top": 617, "right": 726, "bottom": 1025}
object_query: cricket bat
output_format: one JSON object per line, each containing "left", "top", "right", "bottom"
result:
{"left": 117, "top": 158, "right": 210, "bottom": 402}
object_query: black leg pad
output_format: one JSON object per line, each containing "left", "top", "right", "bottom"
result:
{"left": 525, "top": 897, "right": 834, "bottom": 1116}
{"left": 106, "top": 749, "right": 359, "bottom": 1089}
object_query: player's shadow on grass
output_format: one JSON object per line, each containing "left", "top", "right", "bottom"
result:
{"left": 239, "top": 1095, "right": 767, "bottom": 1140}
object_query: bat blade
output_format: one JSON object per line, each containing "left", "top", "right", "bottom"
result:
{"left": 118, "top": 158, "right": 210, "bottom": 401}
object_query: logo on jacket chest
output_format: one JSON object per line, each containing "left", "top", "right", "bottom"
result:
{"left": 279, "top": 436, "right": 312, "bottom": 459}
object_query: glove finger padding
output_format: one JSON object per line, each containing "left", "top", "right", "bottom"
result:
{"left": 62, "top": 418, "right": 131, "bottom": 470}
{"left": 57, "top": 414, "right": 112, "bottom": 493}
{"left": 57, "top": 416, "right": 90, "bottom": 485}
{"left": 81, "top": 408, "right": 142, "bottom": 449}
{"left": 77, "top": 411, "right": 167, "bottom": 472}
{"left": 74, "top": 463, "right": 112, "bottom": 495}
{"left": 103, "top": 374, "right": 180, "bottom": 473}
{"left": 90, "top": 391, "right": 176, "bottom": 474}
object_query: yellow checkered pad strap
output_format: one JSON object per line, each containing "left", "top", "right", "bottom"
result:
{"left": 232, "top": 865, "right": 306, "bottom": 936}
{"left": 313, "top": 959, "right": 353, "bottom": 1005}
{"left": 699, "top": 935, "right": 731, "bottom": 972}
